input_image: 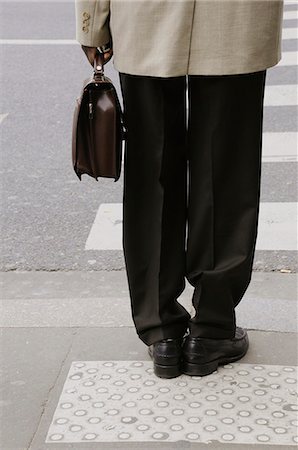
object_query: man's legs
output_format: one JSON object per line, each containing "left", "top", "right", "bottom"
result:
{"left": 119, "top": 72, "right": 191, "bottom": 346}
{"left": 185, "top": 70, "right": 267, "bottom": 339}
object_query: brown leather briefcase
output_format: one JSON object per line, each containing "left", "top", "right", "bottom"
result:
{"left": 72, "top": 51, "right": 127, "bottom": 182}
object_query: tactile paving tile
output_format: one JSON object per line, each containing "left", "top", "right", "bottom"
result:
{"left": 46, "top": 361, "right": 298, "bottom": 445}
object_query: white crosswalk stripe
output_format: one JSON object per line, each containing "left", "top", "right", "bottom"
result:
{"left": 283, "top": 10, "right": 298, "bottom": 19}
{"left": 279, "top": 50, "right": 298, "bottom": 66}
{"left": 0, "top": 113, "right": 8, "bottom": 124}
{"left": 262, "top": 132, "right": 298, "bottom": 162}
{"left": 282, "top": 28, "right": 298, "bottom": 39}
{"left": 85, "top": 202, "right": 297, "bottom": 251}
{"left": 283, "top": 9, "right": 298, "bottom": 19}
{"left": 265, "top": 85, "right": 297, "bottom": 106}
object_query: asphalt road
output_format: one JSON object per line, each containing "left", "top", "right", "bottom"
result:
{"left": 0, "top": 1, "right": 297, "bottom": 272}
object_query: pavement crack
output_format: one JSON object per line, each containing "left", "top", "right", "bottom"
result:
{"left": 27, "top": 328, "right": 78, "bottom": 449}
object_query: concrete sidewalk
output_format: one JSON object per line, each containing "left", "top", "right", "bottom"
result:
{"left": 1, "top": 270, "right": 297, "bottom": 449}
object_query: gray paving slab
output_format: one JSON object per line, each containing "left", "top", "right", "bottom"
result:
{"left": 1, "top": 271, "right": 296, "bottom": 301}
{"left": 1, "top": 295, "right": 297, "bottom": 332}
{"left": 0, "top": 328, "right": 76, "bottom": 450}
{"left": 1, "top": 327, "right": 297, "bottom": 450}
{"left": 1, "top": 271, "right": 297, "bottom": 332}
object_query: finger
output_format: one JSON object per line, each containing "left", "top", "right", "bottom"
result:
{"left": 103, "top": 50, "right": 113, "bottom": 64}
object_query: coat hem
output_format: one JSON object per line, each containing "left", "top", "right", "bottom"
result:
{"left": 112, "top": 54, "right": 282, "bottom": 78}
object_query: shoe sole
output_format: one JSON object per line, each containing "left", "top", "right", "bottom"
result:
{"left": 182, "top": 348, "right": 248, "bottom": 377}
{"left": 148, "top": 347, "right": 182, "bottom": 378}
{"left": 153, "top": 361, "right": 182, "bottom": 378}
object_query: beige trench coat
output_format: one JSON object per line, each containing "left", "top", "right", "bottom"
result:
{"left": 75, "top": 0, "right": 284, "bottom": 77}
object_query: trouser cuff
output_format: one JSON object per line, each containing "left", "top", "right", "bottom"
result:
{"left": 188, "top": 323, "right": 236, "bottom": 339}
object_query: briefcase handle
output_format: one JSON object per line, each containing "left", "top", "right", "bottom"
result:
{"left": 93, "top": 50, "right": 105, "bottom": 77}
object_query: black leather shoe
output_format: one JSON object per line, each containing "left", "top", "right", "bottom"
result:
{"left": 182, "top": 327, "right": 249, "bottom": 376}
{"left": 148, "top": 337, "right": 185, "bottom": 378}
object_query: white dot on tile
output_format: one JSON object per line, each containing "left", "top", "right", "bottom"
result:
{"left": 174, "top": 394, "right": 185, "bottom": 400}
{"left": 274, "top": 427, "right": 287, "bottom": 434}
{"left": 186, "top": 433, "right": 200, "bottom": 440}
{"left": 139, "top": 409, "right": 152, "bottom": 415}
{"left": 222, "top": 417, "right": 234, "bottom": 424}
{"left": 60, "top": 403, "right": 73, "bottom": 409}
{"left": 154, "top": 416, "right": 167, "bottom": 423}
{"left": 55, "top": 418, "right": 68, "bottom": 424}
{"left": 118, "top": 432, "right": 131, "bottom": 439}
{"left": 88, "top": 417, "right": 101, "bottom": 424}
{"left": 172, "top": 409, "right": 184, "bottom": 415}
{"left": 79, "top": 395, "right": 91, "bottom": 401}
{"left": 189, "top": 402, "right": 201, "bottom": 408}
{"left": 205, "top": 425, "right": 217, "bottom": 431}
{"left": 144, "top": 380, "right": 155, "bottom": 386}
{"left": 74, "top": 410, "right": 87, "bottom": 416}
{"left": 283, "top": 367, "right": 294, "bottom": 372}
{"left": 206, "top": 409, "right": 217, "bottom": 416}
{"left": 206, "top": 395, "right": 218, "bottom": 401}
{"left": 255, "top": 403, "right": 267, "bottom": 410}
{"left": 70, "top": 425, "right": 82, "bottom": 432}
{"left": 222, "top": 389, "right": 234, "bottom": 394}
{"left": 257, "top": 434, "right": 270, "bottom": 442}
{"left": 159, "top": 387, "right": 170, "bottom": 393}
{"left": 272, "top": 411, "right": 285, "bottom": 419}
{"left": 142, "top": 394, "right": 153, "bottom": 400}
{"left": 254, "top": 377, "right": 266, "bottom": 382}
{"left": 96, "top": 388, "right": 108, "bottom": 393}
{"left": 222, "top": 402, "right": 234, "bottom": 409}
{"left": 254, "top": 390, "right": 266, "bottom": 396}
{"left": 171, "top": 424, "right": 183, "bottom": 431}
{"left": 84, "top": 433, "right": 96, "bottom": 440}
{"left": 107, "top": 409, "right": 119, "bottom": 416}
{"left": 110, "top": 394, "right": 122, "bottom": 400}
{"left": 256, "top": 419, "right": 268, "bottom": 425}
{"left": 50, "top": 434, "right": 63, "bottom": 441}
{"left": 188, "top": 417, "right": 200, "bottom": 423}
{"left": 93, "top": 402, "right": 104, "bottom": 408}
{"left": 128, "top": 387, "right": 139, "bottom": 393}
{"left": 157, "top": 401, "right": 168, "bottom": 407}
{"left": 222, "top": 433, "right": 235, "bottom": 441}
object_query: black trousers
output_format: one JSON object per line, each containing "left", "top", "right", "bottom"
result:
{"left": 119, "top": 69, "right": 267, "bottom": 346}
